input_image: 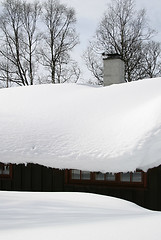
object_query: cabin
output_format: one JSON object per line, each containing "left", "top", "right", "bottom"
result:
{"left": 1, "top": 163, "right": 161, "bottom": 211}
{"left": 1, "top": 54, "right": 161, "bottom": 211}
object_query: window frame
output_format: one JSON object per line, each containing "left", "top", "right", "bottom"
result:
{"left": 69, "top": 170, "right": 92, "bottom": 183}
{"left": 66, "top": 169, "right": 147, "bottom": 188}
{"left": 0, "top": 163, "right": 12, "bottom": 179}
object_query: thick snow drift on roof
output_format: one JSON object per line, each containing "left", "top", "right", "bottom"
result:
{"left": 1, "top": 78, "right": 161, "bottom": 172}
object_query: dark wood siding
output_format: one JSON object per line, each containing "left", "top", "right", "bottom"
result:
{"left": 21, "top": 164, "right": 32, "bottom": 191}
{"left": 0, "top": 163, "right": 161, "bottom": 211}
{"left": 0, "top": 163, "right": 64, "bottom": 192}
{"left": 13, "top": 164, "right": 22, "bottom": 190}
{"left": 64, "top": 166, "right": 161, "bottom": 211}
{"left": 144, "top": 165, "right": 161, "bottom": 211}
{"left": 53, "top": 169, "right": 65, "bottom": 191}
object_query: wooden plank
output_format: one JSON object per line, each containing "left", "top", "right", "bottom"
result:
{"left": 42, "top": 166, "right": 53, "bottom": 192}
{"left": 1, "top": 179, "right": 12, "bottom": 190}
{"left": 21, "top": 164, "right": 32, "bottom": 191}
{"left": 31, "top": 164, "right": 42, "bottom": 191}
{"left": 53, "top": 169, "right": 64, "bottom": 191}
{"left": 132, "top": 189, "right": 145, "bottom": 207}
{"left": 157, "top": 166, "right": 161, "bottom": 210}
{"left": 145, "top": 168, "right": 158, "bottom": 210}
{"left": 12, "top": 164, "right": 22, "bottom": 190}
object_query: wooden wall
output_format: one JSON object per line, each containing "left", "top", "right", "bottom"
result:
{"left": 0, "top": 163, "right": 161, "bottom": 211}
{"left": 64, "top": 166, "right": 161, "bottom": 211}
{"left": 0, "top": 163, "right": 64, "bottom": 192}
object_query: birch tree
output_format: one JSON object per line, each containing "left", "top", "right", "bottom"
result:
{"left": 0, "top": 0, "right": 41, "bottom": 86}
{"left": 39, "top": 0, "right": 79, "bottom": 84}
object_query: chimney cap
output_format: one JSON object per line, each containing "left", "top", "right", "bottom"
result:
{"left": 102, "top": 53, "right": 123, "bottom": 60}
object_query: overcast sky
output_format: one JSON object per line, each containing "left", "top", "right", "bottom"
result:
{"left": 62, "top": 0, "right": 161, "bottom": 80}
{"left": 62, "top": 0, "right": 161, "bottom": 42}
{"left": 2, "top": 0, "right": 161, "bottom": 81}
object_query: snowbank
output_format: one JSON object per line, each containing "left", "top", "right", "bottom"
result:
{"left": 1, "top": 78, "right": 161, "bottom": 172}
{"left": 0, "top": 192, "right": 161, "bottom": 240}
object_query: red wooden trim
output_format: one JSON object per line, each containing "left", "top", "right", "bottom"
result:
{"left": 67, "top": 169, "right": 147, "bottom": 188}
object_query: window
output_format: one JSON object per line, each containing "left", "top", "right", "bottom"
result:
{"left": 67, "top": 169, "right": 146, "bottom": 187}
{"left": 120, "top": 172, "right": 143, "bottom": 183}
{"left": 105, "top": 172, "right": 116, "bottom": 181}
{"left": 0, "top": 163, "right": 12, "bottom": 178}
{"left": 132, "top": 172, "right": 142, "bottom": 182}
{"left": 81, "top": 171, "right": 90, "bottom": 180}
{"left": 72, "top": 169, "right": 80, "bottom": 179}
{"left": 95, "top": 172, "right": 104, "bottom": 180}
{"left": 120, "top": 172, "right": 131, "bottom": 182}
{"left": 71, "top": 170, "right": 91, "bottom": 181}
{"left": 95, "top": 172, "right": 116, "bottom": 181}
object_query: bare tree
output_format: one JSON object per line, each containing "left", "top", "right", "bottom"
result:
{"left": 0, "top": 0, "right": 80, "bottom": 87}
{"left": 84, "top": 0, "right": 161, "bottom": 83}
{"left": 0, "top": 0, "right": 26, "bottom": 85}
{"left": 83, "top": 43, "right": 103, "bottom": 84}
{"left": 39, "top": 0, "right": 79, "bottom": 84}
{"left": 56, "top": 59, "right": 81, "bottom": 83}
{"left": 0, "top": 0, "right": 41, "bottom": 86}
{"left": 0, "top": 43, "right": 16, "bottom": 87}
{"left": 21, "top": 0, "right": 41, "bottom": 85}
{"left": 140, "top": 41, "right": 161, "bottom": 78}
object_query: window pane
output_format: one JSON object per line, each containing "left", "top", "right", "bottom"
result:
{"left": 95, "top": 172, "right": 104, "bottom": 180}
{"left": 3, "top": 165, "right": 10, "bottom": 175}
{"left": 0, "top": 164, "right": 10, "bottom": 176}
{"left": 72, "top": 170, "right": 80, "bottom": 179}
{"left": 120, "top": 172, "right": 130, "bottom": 182}
{"left": 106, "top": 173, "right": 115, "bottom": 181}
{"left": 81, "top": 171, "right": 90, "bottom": 180}
{"left": 132, "top": 172, "right": 142, "bottom": 182}
{"left": 0, "top": 165, "right": 3, "bottom": 174}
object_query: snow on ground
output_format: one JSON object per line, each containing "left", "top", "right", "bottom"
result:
{"left": 1, "top": 78, "right": 161, "bottom": 172}
{"left": 0, "top": 192, "right": 161, "bottom": 240}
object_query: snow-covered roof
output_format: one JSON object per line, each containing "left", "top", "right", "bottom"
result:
{"left": 1, "top": 78, "right": 161, "bottom": 172}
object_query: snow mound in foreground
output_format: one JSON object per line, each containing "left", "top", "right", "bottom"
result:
{"left": 0, "top": 192, "right": 161, "bottom": 240}
{"left": 1, "top": 77, "right": 161, "bottom": 172}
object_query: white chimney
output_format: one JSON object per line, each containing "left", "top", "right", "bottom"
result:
{"left": 103, "top": 53, "right": 125, "bottom": 86}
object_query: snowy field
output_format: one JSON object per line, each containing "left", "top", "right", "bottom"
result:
{"left": 0, "top": 192, "right": 161, "bottom": 240}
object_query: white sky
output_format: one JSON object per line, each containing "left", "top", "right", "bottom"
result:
{"left": 62, "top": 0, "right": 161, "bottom": 80}
{"left": 1, "top": 0, "right": 161, "bottom": 80}
{"left": 62, "top": 0, "right": 161, "bottom": 41}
